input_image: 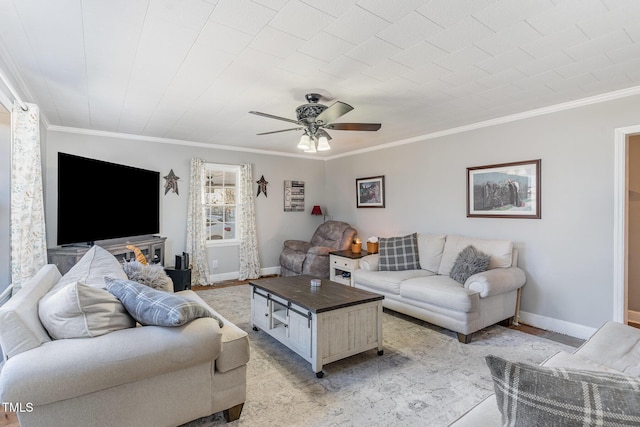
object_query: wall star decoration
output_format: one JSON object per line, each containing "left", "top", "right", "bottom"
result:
{"left": 163, "top": 169, "right": 180, "bottom": 195}
{"left": 256, "top": 175, "right": 268, "bottom": 197}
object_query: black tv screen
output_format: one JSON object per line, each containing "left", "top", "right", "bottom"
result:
{"left": 57, "top": 153, "right": 160, "bottom": 245}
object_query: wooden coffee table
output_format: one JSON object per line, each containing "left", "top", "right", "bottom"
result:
{"left": 250, "top": 275, "right": 384, "bottom": 377}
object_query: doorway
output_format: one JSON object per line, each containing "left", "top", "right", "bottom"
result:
{"left": 613, "top": 125, "right": 640, "bottom": 325}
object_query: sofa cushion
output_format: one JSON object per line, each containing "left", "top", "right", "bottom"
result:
{"left": 438, "top": 235, "right": 513, "bottom": 276}
{"left": 105, "top": 277, "right": 222, "bottom": 327}
{"left": 416, "top": 234, "right": 446, "bottom": 273}
{"left": 486, "top": 355, "right": 640, "bottom": 427}
{"left": 400, "top": 275, "right": 478, "bottom": 312}
{"left": 379, "top": 233, "right": 420, "bottom": 271}
{"left": 178, "top": 290, "right": 250, "bottom": 373}
{"left": 122, "top": 260, "right": 174, "bottom": 292}
{"left": 49, "top": 245, "right": 128, "bottom": 295}
{"left": 449, "top": 245, "right": 491, "bottom": 284}
{"left": 543, "top": 351, "right": 626, "bottom": 374}
{"left": 354, "top": 268, "right": 434, "bottom": 294}
{"left": 573, "top": 321, "right": 640, "bottom": 377}
{"left": 0, "top": 265, "right": 61, "bottom": 358}
{"left": 38, "top": 281, "right": 136, "bottom": 339}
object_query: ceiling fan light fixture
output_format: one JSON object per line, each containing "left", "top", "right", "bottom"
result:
{"left": 317, "top": 136, "right": 330, "bottom": 151}
{"left": 297, "top": 134, "right": 311, "bottom": 150}
{"left": 304, "top": 140, "right": 317, "bottom": 153}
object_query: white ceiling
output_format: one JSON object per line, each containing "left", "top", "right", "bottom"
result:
{"left": 1, "top": 0, "right": 640, "bottom": 158}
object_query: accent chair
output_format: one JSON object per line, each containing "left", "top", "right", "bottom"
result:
{"left": 279, "top": 220, "right": 357, "bottom": 278}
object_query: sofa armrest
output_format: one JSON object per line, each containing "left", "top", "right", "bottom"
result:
{"left": 283, "top": 240, "right": 311, "bottom": 253}
{"left": 464, "top": 267, "right": 525, "bottom": 298}
{"left": 0, "top": 317, "right": 222, "bottom": 406}
{"left": 359, "top": 254, "right": 379, "bottom": 271}
{"left": 307, "top": 246, "right": 333, "bottom": 256}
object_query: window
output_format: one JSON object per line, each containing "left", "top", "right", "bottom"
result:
{"left": 204, "top": 163, "right": 240, "bottom": 244}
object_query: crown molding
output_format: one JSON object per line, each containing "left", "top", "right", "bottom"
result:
{"left": 46, "top": 84, "right": 640, "bottom": 162}
{"left": 324, "top": 85, "right": 640, "bottom": 160}
{"left": 47, "top": 125, "right": 327, "bottom": 160}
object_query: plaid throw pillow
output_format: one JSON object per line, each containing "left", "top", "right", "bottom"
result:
{"left": 379, "top": 233, "right": 420, "bottom": 271}
{"left": 105, "top": 277, "right": 223, "bottom": 328}
{"left": 486, "top": 355, "right": 640, "bottom": 427}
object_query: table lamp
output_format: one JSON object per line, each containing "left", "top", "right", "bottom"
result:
{"left": 311, "top": 205, "right": 326, "bottom": 222}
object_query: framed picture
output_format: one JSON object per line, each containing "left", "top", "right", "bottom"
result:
{"left": 356, "top": 175, "right": 385, "bottom": 208}
{"left": 284, "top": 180, "right": 304, "bottom": 212}
{"left": 467, "top": 159, "right": 541, "bottom": 219}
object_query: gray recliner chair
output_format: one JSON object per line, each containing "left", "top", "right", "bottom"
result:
{"left": 279, "top": 221, "right": 357, "bottom": 278}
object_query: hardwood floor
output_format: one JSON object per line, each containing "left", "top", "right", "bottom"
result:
{"left": 0, "top": 409, "right": 19, "bottom": 427}
{"left": 507, "top": 322, "right": 585, "bottom": 348}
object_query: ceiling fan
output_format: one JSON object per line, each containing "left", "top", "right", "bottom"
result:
{"left": 249, "top": 93, "right": 381, "bottom": 152}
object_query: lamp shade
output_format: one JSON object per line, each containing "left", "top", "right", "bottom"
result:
{"left": 316, "top": 136, "right": 330, "bottom": 151}
{"left": 297, "top": 134, "right": 311, "bottom": 150}
{"left": 311, "top": 205, "right": 323, "bottom": 215}
{"left": 304, "top": 141, "right": 317, "bottom": 153}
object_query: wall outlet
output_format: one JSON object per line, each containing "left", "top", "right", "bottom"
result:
{"left": 211, "top": 260, "right": 219, "bottom": 269}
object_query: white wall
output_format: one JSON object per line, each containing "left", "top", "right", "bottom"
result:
{"left": 39, "top": 93, "right": 640, "bottom": 336}
{"left": 45, "top": 131, "right": 326, "bottom": 278}
{"left": 325, "top": 94, "right": 640, "bottom": 337}
{"left": 0, "top": 107, "right": 9, "bottom": 290}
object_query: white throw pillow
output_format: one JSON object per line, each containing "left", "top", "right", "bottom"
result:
{"left": 417, "top": 234, "right": 446, "bottom": 273}
{"left": 0, "top": 265, "right": 61, "bottom": 358}
{"left": 38, "top": 281, "right": 135, "bottom": 339}
{"left": 48, "top": 245, "right": 128, "bottom": 295}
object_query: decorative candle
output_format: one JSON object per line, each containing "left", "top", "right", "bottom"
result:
{"left": 352, "top": 237, "right": 362, "bottom": 254}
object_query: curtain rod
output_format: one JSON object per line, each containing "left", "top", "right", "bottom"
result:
{"left": 0, "top": 66, "right": 28, "bottom": 111}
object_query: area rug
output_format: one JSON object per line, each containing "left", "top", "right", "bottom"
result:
{"left": 184, "top": 285, "right": 574, "bottom": 427}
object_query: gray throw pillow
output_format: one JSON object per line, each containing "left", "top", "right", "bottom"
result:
{"left": 485, "top": 355, "right": 640, "bottom": 427}
{"left": 379, "top": 233, "right": 420, "bottom": 271}
{"left": 449, "top": 245, "right": 490, "bottom": 284}
{"left": 105, "top": 277, "right": 223, "bottom": 328}
{"left": 122, "top": 260, "right": 174, "bottom": 292}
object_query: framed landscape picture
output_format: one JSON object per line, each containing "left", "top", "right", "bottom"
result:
{"left": 356, "top": 175, "right": 385, "bottom": 208}
{"left": 467, "top": 159, "right": 541, "bottom": 219}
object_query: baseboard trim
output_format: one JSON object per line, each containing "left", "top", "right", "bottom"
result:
{"left": 518, "top": 311, "right": 597, "bottom": 340}
{"left": 208, "top": 266, "right": 280, "bottom": 283}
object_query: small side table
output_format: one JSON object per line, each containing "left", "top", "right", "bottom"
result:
{"left": 165, "top": 268, "right": 192, "bottom": 292}
{"left": 329, "top": 250, "right": 368, "bottom": 287}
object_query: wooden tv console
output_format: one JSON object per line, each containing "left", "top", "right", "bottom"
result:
{"left": 47, "top": 235, "right": 166, "bottom": 274}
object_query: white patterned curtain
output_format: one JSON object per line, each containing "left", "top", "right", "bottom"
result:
{"left": 186, "top": 158, "right": 210, "bottom": 286}
{"left": 238, "top": 163, "right": 260, "bottom": 280}
{"left": 10, "top": 101, "right": 47, "bottom": 290}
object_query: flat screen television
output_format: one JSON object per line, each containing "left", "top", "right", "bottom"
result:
{"left": 57, "top": 152, "right": 160, "bottom": 246}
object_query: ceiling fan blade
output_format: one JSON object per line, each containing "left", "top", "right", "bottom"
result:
{"left": 315, "top": 101, "right": 353, "bottom": 125}
{"left": 316, "top": 128, "right": 332, "bottom": 140}
{"left": 257, "top": 127, "right": 303, "bottom": 135}
{"left": 249, "top": 111, "right": 299, "bottom": 124}
{"left": 326, "top": 123, "right": 381, "bottom": 131}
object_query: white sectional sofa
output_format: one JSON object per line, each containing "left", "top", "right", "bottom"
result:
{"left": 0, "top": 246, "right": 249, "bottom": 427}
{"left": 353, "top": 234, "right": 526, "bottom": 343}
{"left": 450, "top": 321, "right": 640, "bottom": 426}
